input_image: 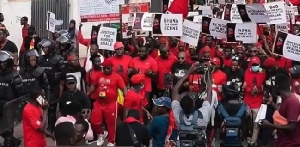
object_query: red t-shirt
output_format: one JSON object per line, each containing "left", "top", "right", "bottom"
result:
{"left": 169, "top": 47, "right": 179, "bottom": 56}
{"left": 129, "top": 56, "right": 158, "bottom": 92}
{"left": 212, "top": 70, "right": 227, "bottom": 101}
{"left": 275, "top": 94, "right": 300, "bottom": 147}
{"left": 150, "top": 49, "right": 159, "bottom": 59}
{"left": 243, "top": 69, "right": 266, "bottom": 109}
{"left": 86, "top": 69, "right": 102, "bottom": 100}
{"left": 109, "top": 55, "right": 132, "bottom": 86}
{"left": 23, "top": 103, "right": 47, "bottom": 147}
{"left": 223, "top": 58, "right": 232, "bottom": 68}
{"left": 93, "top": 72, "right": 126, "bottom": 102}
{"left": 188, "top": 74, "right": 203, "bottom": 93}
{"left": 155, "top": 55, "right": 177, "bottom": 90}
{"left": 124, "top": 89, "right": 148, "bottom": 122}
{"left": 275, "top": 57, "right": 292, "bottom": 71}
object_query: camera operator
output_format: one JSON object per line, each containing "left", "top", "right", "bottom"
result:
{"left": 172, "top": 62, "right": 213, "bottom": 147}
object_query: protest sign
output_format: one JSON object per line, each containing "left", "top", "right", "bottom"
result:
{"left": 97, "top": 27, "right": 117, "bottom": 51}
{"left": 223, "top": 4, "right": 243, "bottom": 23}
{"left": 216, "top": 11, "right": 223, "bottom": 19}
{"left": 46, "top": 11, "right": 55, "bottom": 33}
{"left": 133, "top": 13, "right": 154, "bottom": 31}
{"left": 154, "top": 14, "right": 183, "bottom": 36}
{"left": 121, "top": 3, "right": 150, "bottom": 38}
{"left": 78, "top": 0, "right": 124, "bottom": 22}
{"left": 264, "top": 1, "right": 286, "bottom": 24}
{"left": 234, "top": 0, "right": 246, "bottom": 4}
{"left": 181, "top": 19, "right": 201, "bottom": 46}
{"left": 193, "top": 15, "right": 202, "bottom": 24}
{"left": 273, "top": 23, "right": 288, "bottom": 33}
{"left": 285, "top": 6, "right": 295, "bottom": 24}
{"left": 202, "top": 17, "right": 229, "bottom": 39}
{"left": 226, "top": 23, "right": 257, "bottom": 43}
{"left": 273, "top": 31, "right": 300, "bottom": 61}
{"left": 196, "top": 6, "right": 213, "bottom": 17}
{"left": 237, "top": 4, "right": 269, "bottom": 23}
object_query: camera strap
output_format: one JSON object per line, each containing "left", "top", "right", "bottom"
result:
{"left": 127, "top": 124, "right": 140, "bottom": 147}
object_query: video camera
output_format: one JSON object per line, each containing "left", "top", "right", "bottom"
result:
{"left": 178, "top": 126, "right": 207, "bottom": 147}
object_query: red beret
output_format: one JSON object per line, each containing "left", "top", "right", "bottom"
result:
{"left": 211, "top": 57, "right": 221, "bottom": 66}
{"left": 101, "top": 59, "right": 113, "bottom": 67}
{"left": 130, "top": 74, "right": 145, "bottom": 85}
{"left": 263, "top": 57, "right": 277, "bottom": 68}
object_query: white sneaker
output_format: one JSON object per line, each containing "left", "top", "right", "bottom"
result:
{"left": 96, "top": 131, "right": 108, "bottom": 146}
{"left": 107, "top": 142, "right": 115, "bottom": 146}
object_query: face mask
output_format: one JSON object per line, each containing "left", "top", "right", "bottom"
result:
{"left": 251, "top": 66, "right": 260, "bottom": 72}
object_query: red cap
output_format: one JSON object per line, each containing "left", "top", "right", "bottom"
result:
{"left": 263, "top": 57, "right": 276, "bottom": 68}
{"left": 114, "top": 42, "right": 124, "bottom": 50}
{"left": 101, "top": 59, "right": 113, "bottom": 67}
{"left": 67, "top": 54, "right": 77, "bottom": 62}
{"left": 211, "top": 57, "right": 220, "bottom": 66}
{"left": 250, "top": 57, "right": 260, "bottom": 65}
{"left": 130, "top": 74, "right": 145, "bottom": 85}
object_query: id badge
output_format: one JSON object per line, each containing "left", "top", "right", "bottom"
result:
{"left": 99, "top": 90, "right": 106, "bottom": 99}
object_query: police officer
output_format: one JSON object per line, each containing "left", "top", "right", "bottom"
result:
{"left": 0, "top": 50, "right": 23, "bottom": 147}
{"left": 20, "top": 49, "right": 49, "bottom": 96}
{"left": 56, "top": 33, "right": 77, "bottom": 63}
{"left": 38, "top": 39, "right": 65, "bottom": 133}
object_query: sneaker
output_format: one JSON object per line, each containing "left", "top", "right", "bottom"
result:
{"left": 96, "top": 131, "right": 108, "bottom": 146}
{"left": 107, "top": 142, "right": 115, "bottom": 146}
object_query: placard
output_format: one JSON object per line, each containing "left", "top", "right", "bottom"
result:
{"left": 153, "top": 14, "right": 183, "bottom": 36}
{"left": 181, "top": 19, "right": 201, "bottom": 46}
{"left": 78, "top": 0, "right": 124, "bottom": 22}
{"left": 285, "top": 6, "right": 295, "bottom": 24}
{"left": 133, "top": 13, "right": 154, "bottom": 31}
{"left": 223, "top": 4, "right": 243, "bottom": 23}
{"left": 273, "top": 31, "right": 300, "bottom": 61}
{"left": 97, "top": 27, "right": 117, "bottom": 51}
{"left": 121, "top": 3, "right": 150, "bottom": 38}
{"left": 202, "top": 17, "right": 229, "bottom": 39}
{"left": 226, "top": 23, "right": 257, "bottom": 43}
{"left": 275, "top": 23, "right": 288, "bottom": 33}
{"left": 237, "top": 4, "right": 269, "bottom": 23}
{"left": 46, "top": 11, "right": 55, "bottom": 33}
{"left": 193, "top": 15, "right": 202, "bottom": 24}
{"left": 265, "top": 1, "right": 287, "bottom": 24}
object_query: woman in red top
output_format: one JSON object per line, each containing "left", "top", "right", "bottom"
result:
{"left": 211, "top": 57, "right": 227, "bottom": 101}
{"left": 243, "top": 57, "right": 266, "bottom": 145}
{"left": 124, "top": 74, "right": 152, "bottom": 123}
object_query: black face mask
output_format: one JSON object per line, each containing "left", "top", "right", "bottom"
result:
{"left": 291, "top": 73, "right": 300, "bottom": 79}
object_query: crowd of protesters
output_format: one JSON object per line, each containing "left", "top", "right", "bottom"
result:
{"left": 0, "top": 0, "right": 299, "bottom": 146}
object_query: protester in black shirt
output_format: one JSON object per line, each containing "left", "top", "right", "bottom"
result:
{"left": 59, "top": 54, "right": 86, "bottom": 96}
{"left": 59, "top": 75, "right": 91, "bottom": 111}
{"left": 171, "top": 52, "right": 191, "bottom": 87}
{"left": 0, "top": 28, "right": 18, "bottom": 66}
{"left": 224, "top": 56, "right": 244, "bottom": 89}
{"left": 116, "top": 109, "right": 149, "bottom": 147}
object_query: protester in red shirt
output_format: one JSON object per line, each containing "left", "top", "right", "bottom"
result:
{"left": 222, "top": 47, "right": 233, "bottom": 68}
{"left": 23, "top": 89, "right": 53, "bottom": 147}
{"left": 204, "top": 36, "right": 222, "bottom": 58}
{"left": 88, "top": 60, "right": 127, "bottom": 146}
{"left": 289, "top": 66, "right": 300, "bottom": 95}
{"left": 243, "top": 57, "right": 266, "bottom": 145}
{"left": 20, "top": 16, "right": 30, "bottom": 52}
{"left": 185, "top": 45, "right": 198, "bottom": 64}
{"left": 124, "top": 74, "right": 152, "bottom": 123}
{"left": 155, "top": 45, "right": 177, "bottom": 96}
{"left": 150, "top": 37, "right": 168, "bottom": 59}
{"left": 211, "top": 57, "right": 227, "bottom": 101}
{"left": 199, "top": 46, "right": 211, "bottom": 61}
{"left": 274, "top": 55, "right": 292, "bottom": 71}
{"left": 168, "top": 37, "right": 179, "bottom": 56}
{"left": 86, "top": 54, "right": 103, "bottom": 108}
{"left": 178, "top": 41, "right": 185, "bottom": 52}
{"left": 261, "top": 74, "right": 300, "bottom": 147}
{"left": 109, "top": 42, "right": 132, "bottom": 86}
{"left": 188, "top": 72, "right": 203, "bottom": 93}
{"left": 129, "top": 46, "right": 158, "bottom": 103}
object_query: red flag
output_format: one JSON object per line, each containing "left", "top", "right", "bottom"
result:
{"left": 167, "top": 0, "right": 189, "bottom": 18}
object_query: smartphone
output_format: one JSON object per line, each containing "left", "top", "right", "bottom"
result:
{"left": 36, "top": 95, "right": 45, "bottom": 105}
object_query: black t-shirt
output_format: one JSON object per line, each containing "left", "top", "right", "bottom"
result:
{"left": 0, "top": 40, "right": 18, "bottom": 53}
{"left": 61, "top": 65, "right": 86, "bottom": 91}
{"left": 171, "top": 61, "right": 191, "bottom": 85}
{"left": 59, "top": 90, "right": 91, "bottom": 109}
{"left": 224, "top": 67, "right": 244, "bottom": 88}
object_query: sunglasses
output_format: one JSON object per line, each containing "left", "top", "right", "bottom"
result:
{"left": 103, "top": 67, "right": 112, "bottom": 70}
{"left": 178, "top": 57, "right": 185, "bottom": 60}
{"left": 249, "top": 50, "right": 257, "bottom": 53}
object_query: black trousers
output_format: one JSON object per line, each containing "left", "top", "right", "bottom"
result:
{"left": 260, "top": 105, "right": 275, "bottom": 146}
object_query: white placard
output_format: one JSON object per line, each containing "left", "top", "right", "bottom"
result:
{"left": 244, "top": 4, "right": 269, "bottom": 23}
{"left": 265, "top": 1, "right": 287, "bottom": 24}
{"left": 276, "top": 23, "right": 288, "bottom": 33}
{"left": 46, "top": 11, "right": 56, "bottom": 33}
{"left": 181, "top": 19, "right": 201, "bottom": 46}
{"left": 97, "top": 27, "right": 117, "bottom": 51}
{"left": 227, "top": 23, "right": 257, "bottom": 43}
{"left": 279, "top": 31, "right": 300, "bottom": 62}
{"left": 286, "top": 6, "right": 295, "bottom": 24}
{"left": 209, "top": 18, "right": 229, "bottom": 38}
{"left": 160, "top": 14, "right": 183, "bottom": 36}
